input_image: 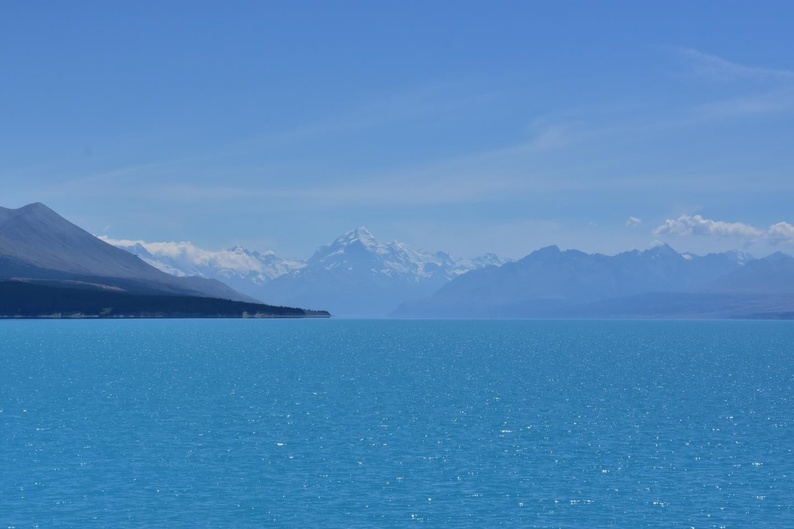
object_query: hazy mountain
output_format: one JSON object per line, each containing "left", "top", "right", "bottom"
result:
{"left": 257, "top": 227, "right": 508, "bottom": 316}
{"left": 0, "top": 203, "right": 252, "bottom": 302}
{"left": 394, "top": 244, "right": 778, "bottom": 318}
{"left": 707, "top": 252, "right": 794, "bottom": 293}
{"left": 108, "top": 227, "right": 507, "bottom": 317}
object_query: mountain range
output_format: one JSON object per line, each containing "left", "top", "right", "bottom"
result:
{"left": 107, "top": 227, "right": 507, "bottom": 317}
{"left": 395, "top": 244, "right": 794, "bottom": 319}
{"left": 4, "top": 202, "right": 794, "bottom": 319}
{"left": 107, "top": 224, "right": 794, "bottom": 319}
{"left": 0, "top": 203, "right": 327, "bottom": 318}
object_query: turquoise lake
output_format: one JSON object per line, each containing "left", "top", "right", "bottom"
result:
{"left": 1, "top": 319, "right": 792, "bottom": 527}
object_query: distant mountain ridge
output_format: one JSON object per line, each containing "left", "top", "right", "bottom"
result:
{"left": 107, "top": 227, "right": 508, "bottom": 317}
{"left": 395, "top": 244, "right": 794, "bottom": 319}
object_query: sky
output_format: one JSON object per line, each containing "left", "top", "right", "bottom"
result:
{"left": 2, "top": 1, "right": 794, "bottom": 259}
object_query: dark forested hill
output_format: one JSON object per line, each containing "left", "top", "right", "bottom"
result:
{"left": 0, "top": 280, "right": 329, "bottom": 318}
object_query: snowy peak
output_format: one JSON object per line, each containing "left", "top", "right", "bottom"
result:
{"left": 457, "top": 252, "right": 508, "bottom": 272}
{"left": 641, "top": 243, "right": 681, "bottom": 260}
{"left": 725, "top": 250, "right": 754, "bottom": 265}
{"left": 311, "top": 228, "right": 408, "bottom": 275}
{"left": 306, "top": 227, "right": 504, "bottom": 281}
{"left": 312, "top": 226, "right": 382, "bottom": 262}
{"left": 228, "top": 245, "right": 250, "bottom": 255}
{"left": 332, "top": 226, "right": 378, "bottom": 249}
{"left": 348, "top": 226, "right": 377, "bottom": 247}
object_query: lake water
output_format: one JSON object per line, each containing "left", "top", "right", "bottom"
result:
{"left": 1, "top": 319, "right": 792, "bottom": 527}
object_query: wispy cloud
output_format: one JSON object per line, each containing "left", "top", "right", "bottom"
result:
{"left": 666, "top": 47, "right": 794, "bottom": 120}
{"left": 523, "top": 120, "right": 581, "bottom": 152}
{"left": 653, "top": 214, "right": 794, "bottom": 246}
{"left": 693, "top": 89, "right": 794, "bottom": 119}
{"left": 47, "top": 119, "right": 598, "bottom": 209}
{"left": 625, "top": 216, "right": 642, "bottom": 227}
{"left": 224, "top": 78, "right": 504, "bottom": 157}
{"left": 674, "top": 47, "right": 794, "bottom": 82}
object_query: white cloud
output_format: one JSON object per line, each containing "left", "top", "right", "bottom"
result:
{"left": 767, "top": 221, "right": 794, "bottom": 245}
{"left": 625, "top": 216, "right": 642, "bottom": 227}
{"left": 653, "top": 214, "right": 762, "bottom": 238}
{"left": 98, "top": 236, "right": 267, "bottom": 273}
{"left": 653, "top": 215, "right": 794, "bottom": 246}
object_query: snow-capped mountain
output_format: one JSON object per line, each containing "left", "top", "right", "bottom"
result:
{"left": 104, "top": 227, "right": 507, "bottom": 316}
{"left": 259, "top": 227, "right": 508, "bottom": 316}
{"left": 301, "top": 227, "right": 504, "bottom": 281}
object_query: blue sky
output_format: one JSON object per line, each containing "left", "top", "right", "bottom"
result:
{"left": 2, "top": 1, "right": 794, "bottom": 259}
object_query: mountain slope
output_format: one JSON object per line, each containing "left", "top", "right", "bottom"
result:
{"left": 0, "top": 203, "right": 252, "bottom": 301}
{"left": 707, "top": 252, "right": 794, "bottom": 293}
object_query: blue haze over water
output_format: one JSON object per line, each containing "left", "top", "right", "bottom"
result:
{"left": 1, "top": 319, "right": 792, "bottom": 527}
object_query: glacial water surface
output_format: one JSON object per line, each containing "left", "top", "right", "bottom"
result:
{"left": 1, "top": 319, "right": 792, "bottom": 527}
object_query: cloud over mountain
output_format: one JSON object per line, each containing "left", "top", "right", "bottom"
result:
{"left": 99, "top": 237, "right": 276, "bottom": 277}
{"left": 654, "top": 215, "right": 794, "bottom": 246}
